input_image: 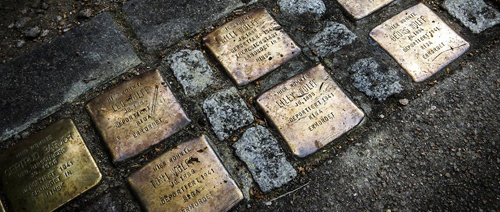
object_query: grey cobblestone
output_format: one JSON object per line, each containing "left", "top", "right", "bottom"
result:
{"left": 350, "top": 57, "right": 403, "bottom": 102}
{"left": 202, "top": 87, "right": 254, "bottom": 141}
{"left": 167, "top": 49, "right": 215, "bottom": 96}
{"left": 444, "top": 0, "right": 500, "bottom": 33}
{"left": 306, "top": 21, "right": 357, "bottom": 57}
{"left": 233, "top": 126, "right": 297, "bottom": 193}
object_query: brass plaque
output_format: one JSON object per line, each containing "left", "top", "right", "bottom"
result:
{"left": 370, "top": 3, "right": 470, "bottom": 82}
{"left": 337, "top": 0, "right": 395, "bottom": 19}
{"left": 204, "top": 8, "right": 301, "bottom": 86}
{"left": 0, "top": 119, "right": 102, "bottom": 212}
{"left": 86, "top": 70, "right": 191, "bottom": 162}
{"left": 257, "top": 65, "right": 364, "bottom": 157}
{"left": 127, "top": 135, "right": 243, "bottom": 212}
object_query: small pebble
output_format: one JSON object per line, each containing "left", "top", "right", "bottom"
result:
{"left": 40, "top": 29, "right": 49, "bottom": 37}
{"left": 24, "top": 26, "right": 41, "bottom": 38}
{"left": 16, "top": 40, "right": 25, "bottom": 48}
{"left": 78, "top": 8, "right": 92, "bottom": 18}
{"left": 15, "top": 17, "right": 31, "bottom": 29}
{"left": 445, "top": 173, "right": 451, "bottom": 178}
{"left": 399, "top": 98, "right": 409, "bottom": 106}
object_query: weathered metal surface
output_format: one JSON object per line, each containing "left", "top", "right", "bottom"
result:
{"left": 86, "top": 70, "right": 191, "bottom": 162}
{"left": 337, "top": 0, "right": 395, "bottom": 19}
{"left": 0, "top": 119, "right": 102, "bottom": 212}
{"left": 127, "top": 135, "right": 243, "bottom": 212}
{"left": 370, "top": 3, "right": 470, "bottom": 82}
{"left": 257, "top": 65, "right": 364, "bottom": 157}
{"left": 204, "top": 8, "right": 300, "bottom": 86}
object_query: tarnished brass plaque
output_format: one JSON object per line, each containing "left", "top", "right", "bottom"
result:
{"left": 127, "top": 135, "right": 243, "bottom": 212}
{"left": 257, "top": 65, "right": 364, "bottom": 157}
{"left": 204, "top": 8, "right": 300, "bottom": 86}
{"left": 337, "top": 0, "right": 394, "bottom": 19}
{"left": 370, "top": 3, "right": 469, "bottom": 82}
{"left": 0, "top": 119, "right": 102, "bottom": 212}
{"left": 86, "top": 70, "right": 191, "bottom": 162}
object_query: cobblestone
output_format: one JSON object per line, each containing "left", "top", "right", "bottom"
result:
{"left": 350, "top": 57, "right": 403, "bottom": 101}
{"left": 202, "top": 87, "right": 254, "bottom": 141}
{"left": 233, "top": 126, "right": 297, "bottom": 193}
{"left": 167, "top": 49, "right": 215, "bottom": 96}
{"left": 443, "top": 0, "right": 500, "bottom": 33}
{"left": 306, "top": 21, "right": 357, "bottom": 57}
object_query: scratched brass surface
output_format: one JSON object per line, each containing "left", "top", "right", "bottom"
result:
{"left": 204, "top": 8, "right": 300, "bottom": 86}
{"left": 127, "top": 135, "right": 243, "bottom": 212}
{"left": 257, "top": 65, "right": 364, "bottom": 157}
{"left": 337, "top": 0, "right": 394, "bottom": 19}
{"left": 370, "top": 3, "right": 469, "bottom": 82}
{"left": 0, "top": 119, "right": 102, "bottom": 212}
{"left": 86, "top": 70, "right": 191, "bottom": 162}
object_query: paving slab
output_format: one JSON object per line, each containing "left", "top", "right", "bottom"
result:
{"left": 167, "top": 49, "right": 216, "bottom": 96}
{"left": 443, "top": 0, "right": 500, "bottom": 33}
{"left": 123, "top": 0, "right": 253, "bottom": 51}
{"left": 0, "top": 13, "right": 141, "bottom": 141}
{"left": 202, "top": 87, "right": 254, "bottom": 141}
{"left": 233, "top": 126, "right": 297, "bottom": 193}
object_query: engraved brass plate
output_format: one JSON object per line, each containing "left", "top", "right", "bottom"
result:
{"left": 370, "top": 3, "right": 470, "bottom": 82}
{"left": 337, "top": 0, "right": 395, "bottom": 19}
{"left": 0, "top": 119, "right": 102, "bottom": 212}
{"left": 86, "top": 70, "right": 191, "bottom": 162}
{"left": 128, "top": 135, "right": 243, "bottom": 212}
{"left": 257, "top": 65, "right": 364, "bottom": 157}
{"left": 204, "top": 8, "right": 300, "bottom": 86}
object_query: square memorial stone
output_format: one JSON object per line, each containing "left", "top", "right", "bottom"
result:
{"left": 0, "top": 119, "right": 102, "bottom": 212}
{"left": 127, "top": 135, "right": 243, "bottom": 212}
{"left": 86, "top": 70, "right": 191, "bottom": 162}
{"left": 204, "top": 8, "right": 301, "bottom": 86}
{"left": 337, "top": 0, "right": 395, "bottom": 19}
{"left": 257, "top": 65, "right": 364, "bottom": 157}
{"left": 370, "top": 3, "right": 470, "bottom": 82}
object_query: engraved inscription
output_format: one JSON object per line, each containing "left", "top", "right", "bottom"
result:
{"left": 86, "top": 70, "right": 191, "bottom": 162}
{"left": 128, "top": 136, "right": 243, "bottom": 212}
{"left": 337, "top": 0, "right": 395, "bottom": 19}
{"left": 370, "top": 3, "right": 469, "bottom": 82}
{"left": 204, "top": 8, "right": 300, "bottom": 86}
{"left": 257, "top": 65, "right": 364, "bottom": 157}
{"left": 0, "top": 119, "right": 102, "bottom": 212}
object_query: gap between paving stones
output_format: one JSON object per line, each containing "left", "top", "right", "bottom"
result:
{"left": 0, "top": 0, "right": 499, "bottom": 211}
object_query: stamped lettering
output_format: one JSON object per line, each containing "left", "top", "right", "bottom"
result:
{"left": 0, "top": 119, "right": 102, "bottom": 212}
{"left": 257, "top": 65, "right": 364, "bottom": 157}
{"left": 204, "top": 8, "right": 300, "bottom": 86}
{"left": 370, "top": 3, "right": 469, "bottom": 82}
{"left": 86, "top": 70, "right": 191, "bottom": 162}
{"left": 128, "top": 135, "right": 243, "bottom": 212}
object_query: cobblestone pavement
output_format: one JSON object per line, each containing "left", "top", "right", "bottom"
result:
{"left": 0, "top": 0, "right": 499, "bottom": 211}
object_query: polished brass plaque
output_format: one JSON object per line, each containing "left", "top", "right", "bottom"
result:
{"left": 337, "top": 0, "right": 394, "bottom": 19}
{"left": 204, "top": 8, "right": 300, "bottom": 86}
{"left": 257, "top": 65, "right": 364, "bottom": 157}
{"left": 370, "top": 3, "right": 469, "bottom": 82}
{"left": 0, "top": 119, "right": 102, "bottom": 212}
{"left": 86, "top": 70, "right": 191, "bottom": 162}
{"left": 128, "top": 135, "right": 243, "bottom": 212}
